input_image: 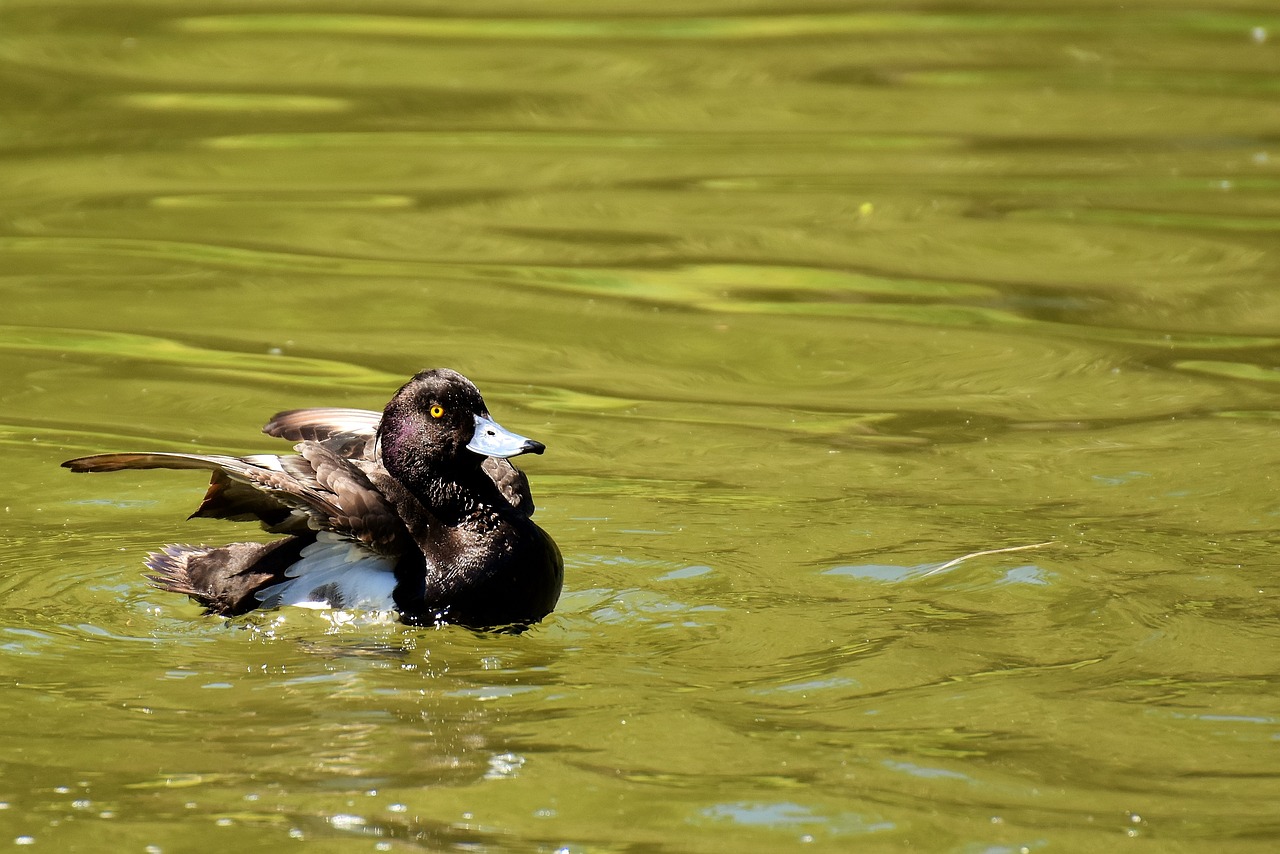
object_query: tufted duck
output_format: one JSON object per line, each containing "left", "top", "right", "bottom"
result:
{"left": 62, "top": 369, "right": 563, "bottom": 630}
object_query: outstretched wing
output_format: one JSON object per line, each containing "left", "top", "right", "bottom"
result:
{"left": 262, "top": 408, "right": 381, "bottom": 459}
{"left": 63, "top": 444, "right": 411, "bottom": 557}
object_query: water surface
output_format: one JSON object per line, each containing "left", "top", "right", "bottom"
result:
{"left": 2, "top": 1, "right": 1279, "bottom": 851}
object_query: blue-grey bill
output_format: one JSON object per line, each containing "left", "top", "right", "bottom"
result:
{"left": 467, "top": 414, "right": 545, "bottom": 458}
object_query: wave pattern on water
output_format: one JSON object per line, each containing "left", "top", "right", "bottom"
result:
{"left": 3, "top": 1, "right": 1280, "bottom": 851}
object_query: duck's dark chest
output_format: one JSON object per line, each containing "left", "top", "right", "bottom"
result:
{"left": 394, "top": 515, "right": 562, "bottom": 630}
{"left": 370, "top": 467, "right": 562, "bottom": 629}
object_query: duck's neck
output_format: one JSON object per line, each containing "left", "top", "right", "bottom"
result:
{"left": 377, "top": 423, "right": 507, "bottom": 527}
{"left": 416, "top": 468, "right": 501, "bottom": 526}
{"left": 381, "top": 455, "right": 494, "bottom": 528}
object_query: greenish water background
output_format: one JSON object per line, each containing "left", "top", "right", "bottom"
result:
{"left": 3, "top": 1, "right": 1279, "bottom": 850}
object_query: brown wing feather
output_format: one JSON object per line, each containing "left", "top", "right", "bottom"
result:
{"left": 63, "top": 449, "right": 408, "bottom": 557}
{"left": 262, "top": 408, "right": 380, "bottom": 459}
{"left": 482, "top": 457, "right": 535, "bottom": 517}
{"left": 295, "top": 443, "right": 411, "bottom": 555}
{"left": 190, "top": 469, "right": 304, "bottom": 531}
{"left": 64, "top": 452, "right": 244, "bottom": 474}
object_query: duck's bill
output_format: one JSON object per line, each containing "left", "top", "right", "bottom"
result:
{"left": 467, "top": 414, "right": 546, "bottom": 458}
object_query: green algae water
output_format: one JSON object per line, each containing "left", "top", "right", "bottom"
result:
{"left": 3, "top": 1, "right": 1279, "bottom": 850}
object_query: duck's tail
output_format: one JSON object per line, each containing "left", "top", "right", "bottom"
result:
{"left": 145, "top": 544, "right": 210, "bottom": 598}
{"left": 144, "top": 537, "right": 311, "bottom": 616}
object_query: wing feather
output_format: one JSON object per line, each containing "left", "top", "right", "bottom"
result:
{"left": 63, "top": 448, "right": 409, "bottom": 557}
{"left": 262, "top": 408, "right": 381, "bottom": 459}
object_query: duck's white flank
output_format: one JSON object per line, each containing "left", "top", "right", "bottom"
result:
{"left": 255, "top": 531, "right": 398, "bottom": 611}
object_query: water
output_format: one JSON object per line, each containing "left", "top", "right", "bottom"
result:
{"left": 3, "top": 1, "right": 1279, "bottom": 850}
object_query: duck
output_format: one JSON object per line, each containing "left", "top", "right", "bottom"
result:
{"left": 62, "top": 368, "right": 563, "bottom": 630}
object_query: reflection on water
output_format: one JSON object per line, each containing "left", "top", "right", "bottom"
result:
{"left": 3, "top": 0, "right": 1280, "bottom": 851}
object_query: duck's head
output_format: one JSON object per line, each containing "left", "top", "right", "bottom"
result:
{"left": 377, "top": 369, "right": 544, "bottom": 484}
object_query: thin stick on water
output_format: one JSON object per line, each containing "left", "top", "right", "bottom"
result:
{"left": 917, "top": 541, "right": 1057, "bottom": 578}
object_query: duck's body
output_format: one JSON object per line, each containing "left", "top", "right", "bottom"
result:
{"left": 63, "top": 369, "right": 563, "bottom": 630}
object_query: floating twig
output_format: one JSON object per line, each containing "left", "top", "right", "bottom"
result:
{"left": 918, "top": 541, "right": 1057, "bottom": 578}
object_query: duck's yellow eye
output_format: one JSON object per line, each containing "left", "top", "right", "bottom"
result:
{"left": 430, "top": 404, "right": 444, "bottom": 418}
